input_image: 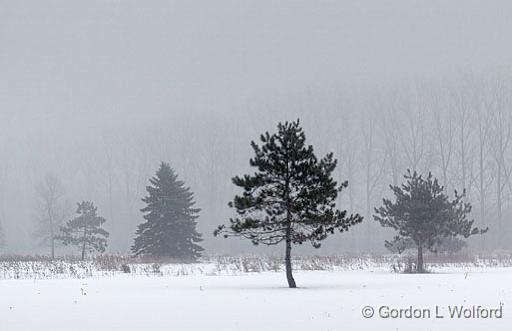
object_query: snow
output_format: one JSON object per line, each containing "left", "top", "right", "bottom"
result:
{"left": 1, "top": 267, "right": 510, "bottom": 331}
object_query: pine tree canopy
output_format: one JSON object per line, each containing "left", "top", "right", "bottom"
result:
{"left": 215, "top": 119, "right": 363, "bottom": 248}
{"left": 131, "top": 162, "right": 203, "bottom": 260}
{"left": 56, "top": 201, "right": 109, "bottom": 259}
{"left": 374, "top": 170, "right": 488, "bottom": 254}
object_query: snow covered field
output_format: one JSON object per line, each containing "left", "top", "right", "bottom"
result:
{"left": 1, "top": 267, "right": 510, "bottom": 331}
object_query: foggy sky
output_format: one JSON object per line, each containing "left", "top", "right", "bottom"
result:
{"left": 1, "top": 0, "right": 512, "bottom": 254}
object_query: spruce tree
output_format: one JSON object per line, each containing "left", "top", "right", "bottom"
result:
{"left": 131, "top": 162, "right": 203, "bottom": 260}
{"left": 214, "top": 119, "right": 363, "bottom": 288}
{"left": 374, "top": 170, "right": 487, "bottom": 273}
{"left": 56, "top": 201, "right": 109, "bottom": 260}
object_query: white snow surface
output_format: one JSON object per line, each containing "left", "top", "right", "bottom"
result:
{"left": 1, "top": 267, "right": 510, "bottom": 331}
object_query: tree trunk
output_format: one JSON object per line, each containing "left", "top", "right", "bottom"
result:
{"left": 285, "top": 233, "right": 296, "bottom": 288}
{"left": 497, "top": 166, "right": 502, "bottom": 234}
{"left": 284, "top": 162, "right": 296, "bottom": 288}
{"left": 81, "top": 241, "right": 86, "bottom": 260}
{"left": 81, "top": 224, "right": 87, "bottom": 261}
{"left": 51, "top": 238, "right": 55, "bottom": 260}
{"left": 417, "top": 245, "right": 424, "bottom": 273}
{"left": 50, "top": 225, "right": 55, "bottom": 260}
{"left": 48, "top": 209, "right": 55, "bottom": 260}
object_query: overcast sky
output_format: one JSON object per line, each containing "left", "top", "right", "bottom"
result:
{"left": 2, "top": 0, "right": 512, "bottom": 124}
{"left": 1, "top": 0, "right": 512, "bottom": 253}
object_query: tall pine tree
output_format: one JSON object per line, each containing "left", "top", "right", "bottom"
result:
{"left": 215, "top": 120, "right": 363, "bottom": 288}
{"left": 131, "top": 162, "right": 203, "bottom": 260}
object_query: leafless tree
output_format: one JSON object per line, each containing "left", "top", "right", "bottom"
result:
{"left": 450, "top": 81, "right": 475, "bottom": 197}
{"left": 399, "top": 89, "right": 426, "bottom": 172}
{"left": 34, "top": 175, "right": 68, "bottom": 259}
{"left": 487, "top": 78, "right": 512, "bottom": 235}
{"left": 473, "top": 83, "right": 494, "bottom": 229}
{"left": 432, "top": 92, "right": 455, "bottom": 190}
{"left": 361, "top": 108, "right": 388, "bottom": 249}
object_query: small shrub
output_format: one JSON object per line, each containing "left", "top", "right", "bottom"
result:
{"left": 121, "top": 264, "right": 131, "bottom": 273}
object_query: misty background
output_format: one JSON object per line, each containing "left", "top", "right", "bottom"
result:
{"left": 1, "top": 0, "right": 512, "bottom": 255}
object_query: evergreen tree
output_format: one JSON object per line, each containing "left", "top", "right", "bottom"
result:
{"left": 374, "top": 170, "right": 487, "bottom": 273}
{"left": 131, "top": 162, "right": 204, "bottom": 260}
{"left": 384, "top": 236, "right": 467, "bottom": 255}
{"left": 56, "top": 201, "right": 109, "bottom": 260}
{"left": 214, "top": 120, "right": 363, "bottom": 288}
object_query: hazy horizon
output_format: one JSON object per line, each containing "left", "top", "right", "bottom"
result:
{"left": 2, "top": 0, "right": 512, "bottom": 255}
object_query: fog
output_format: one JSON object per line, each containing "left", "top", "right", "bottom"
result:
{"left": 1, "top": 0, "right": 512, "bottom": 255}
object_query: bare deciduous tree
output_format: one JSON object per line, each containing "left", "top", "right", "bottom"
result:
{"left": 34, "top": 175, "right": 68, "bottom": 259}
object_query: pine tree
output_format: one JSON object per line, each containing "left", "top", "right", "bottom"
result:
{"left": 383, "top": 236, "right": 467, "bottom": 255}
{"left": 131, "top": 162, "right": 204, "bottom": 260}
{"left": 374, "top": 170, "right": 487, "bottom": 273}
{"left": 214, "top": 119, "right": 363, "bottom": 288}
{"left": 56, "top": 201, "right": 109, "bottom": 260}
